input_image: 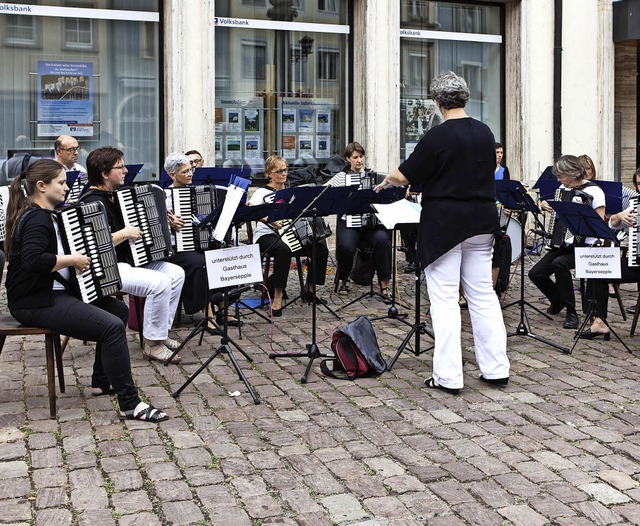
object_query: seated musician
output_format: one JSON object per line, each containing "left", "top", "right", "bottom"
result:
{"left": 529, "top": 155, "right": 606, "bottom": 329}
{"left": 82, "top": 147, "right": 186, "bottom": 363}
{"left": 164, "top": 152, "right": 241, "bottom": 328}
{"left": 4, "top": 159, "right": 168, "bottom": 422}
{"left": 249, "top": 155, "right": 329, "bottom": 316}
{"left": 335, "top": 142, "right": 392, "bottom": 300}
{"left": 580, "top": 205, "right": 640, "bottom": 339}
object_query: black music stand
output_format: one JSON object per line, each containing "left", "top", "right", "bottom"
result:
{"left": 164, "top": 211, "right": 260, "bottom": 404}
{"left": 267, "top": 185, "right": 355, "bottom": 383}
{"left": 547, "top": 201, "right": 630, "bottom": 354}
{"left": 495, "top": 180, "right": 570, "bottom": 353}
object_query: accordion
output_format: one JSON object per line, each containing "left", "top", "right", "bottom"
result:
{"left": 116, "top": 184, "right": 173, "bottom": 266}
{"left": 57, "top": 201, "right": 122, "bottom": 303}
{"left": 628, "top": 196, "right": 640, "bottom": 266}
{"left": 0, "top": 185, "right": 9, "bottom": 244}
{"left": 66, "top": 173, "right": 88, "bottom": 203}
{"left": 326, "top": 171, "right": 382, "bottom": 228}
{"left": 277, "top": 217, "right": 332, "bottom": 253}
{"left": 169, "top": 185, "right": 220, "bottom": 252}
{"left": 546, "top": 187, "right": 594, "bottom": 249}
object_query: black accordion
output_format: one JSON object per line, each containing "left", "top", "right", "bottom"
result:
{"left": 628, "top": 196, "right": 640, "bottom": 266}
{"left": 57, "top": 201, "right": 122, "bottom": 304}
{"left": 546, "top": 187, "right": 594, "bottom": 249}
{"left": 277, "top": 217, "right": 332, "bottom": 253}
{"left": 169, "top": 185, "right": 220, "bottom": 252}
{"left": 116, "top": 184, "right": 173, "bottom": 266}
{"left": 326, "top": 171, "right": 383, "bottom": 228}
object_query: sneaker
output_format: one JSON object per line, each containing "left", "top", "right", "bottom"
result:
{"left": 143, "top": 343, "right": 182, "bottom": 364}
{"left": 563, "top": 312, "right": 579, "bottom": 330}
{"left": 164, "top": 337, "right": 181, "bottom": 350}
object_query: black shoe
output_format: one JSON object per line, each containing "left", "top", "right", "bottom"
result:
{"left": 479, "top": 375, "right": 509, "bottom": 386}
{"left": 577, "top": 328, "right": 611, "bottom": 341}
{"left": 563, "top": 312, "right": 579, "bottom": 329}
{"left": 626, "top": 305, "right": 636, "bottom": 315}
{"left": 424, "top": 377, "right": 460, "bottom": 395}
{"left": 271, "top": 307, "right": 283, "bottom": 317}
{"left": 403, "top": 262, "right": 417, "bottom": 273}
{"left": 216, "top": 313, "right": 243, "bottom": 327}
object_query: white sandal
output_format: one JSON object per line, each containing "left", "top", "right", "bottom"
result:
{"left": 164, "top": 337, "right": 182, "bottom": 350}
{"left": 143, "top": 343, "right": 182, "bottom": 364}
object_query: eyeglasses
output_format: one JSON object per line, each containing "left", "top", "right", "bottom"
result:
{"left": 272, "top": 168, "right": 289, "bottom": 174}
{"left": 61, "top": 146, "right": 80, "bottom": 153}
{"left": 189, "top": 159, "right": 203, "bottom": 166}
{"left": 111, "top": 164, "right": 126, "bottom": 171}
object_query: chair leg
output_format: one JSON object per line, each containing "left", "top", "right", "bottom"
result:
{"left": 0, "top": 335, "right": 5, "bottom": 358}
{"left": 613, "top": 284, "right": 627, "bottom": 321}
{"left": 260, "top": 254, "right": 272, "bottom": 308}
{"left": 60, "top": 335, "right": 70, "bottom": 354}
{"left": 54, "top": 333, "right": 65, "bottom": 394}
{"left": 630, "top": 293, "right": 640, "bottom": 337}
{"left": 45, "top": 334, "right": 56, "bottom": 419}
{"left": 134, "top": 296, "right": 144, "bottom": 348}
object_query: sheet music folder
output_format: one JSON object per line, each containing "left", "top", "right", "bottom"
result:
{"left": 547, "top": 201, "right": 617, "bottom": 242}
{"left": 495, "top": 179, "right": 541, "bottom": 214}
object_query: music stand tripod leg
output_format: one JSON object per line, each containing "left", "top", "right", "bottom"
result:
{"left": 571, "top": 299, "right": 633, "bottom": 355}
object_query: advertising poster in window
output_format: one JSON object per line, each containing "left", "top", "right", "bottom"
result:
{"left": 316, "top": 112, "right": 331, "bottom": 133}
{"left": 282, "top": 135, "right": 296, "bottom": 159}
{"left": 244, "top": 135, "right": 261, "bottom": 159}
{"left": 244, "top": 108, "right": 260, "bottom": 132}
{"left": 226, "top": 109, "right": 241, "bottom": 133}
{"left": 298, "top": 109, "right": 315, "bottom": 132}
{"left": 317, "top": 136, "right": 330, "bottom": 156}
{"left": 299, "top": 135, "right": 313, "bottom": 155}
{"left": 282, "top": 109, "right": 296, "bottom": 133}
{"left": 37, "top": 60, "right": 94, "bottom": 137}
{"left": 225, "top": 136, "right": 242, "bottom": 160}
{"left": 404, "top": 99, "right": 442, "bottom": 141}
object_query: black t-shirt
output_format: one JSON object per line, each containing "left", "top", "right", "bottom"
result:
{"left": 399, "top": 117, "right": 500, "bottom": 267}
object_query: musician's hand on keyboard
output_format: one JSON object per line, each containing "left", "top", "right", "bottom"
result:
{"left": 121, "top": 225, "right": 142, "bottom": 241}
{"left": 167, "top": 210, "right": 184, "bottom": 231}
{"left": 540, "top": 200, "right": 552, "bottom": 213}
{"left": 617, "top": 209, "right": 636, "bottom": 227}
{"left": 72, "top": 253, "right": 91, "bottom": 273}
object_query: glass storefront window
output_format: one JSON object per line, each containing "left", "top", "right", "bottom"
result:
{"left": 400, "top": 0, "right": 503, "bottom": 161}
{"left": 0, "top": 1, "right": 161, "bottom": 183}
{"left": 214, "top": 2, "right": 349, "bottom": 176}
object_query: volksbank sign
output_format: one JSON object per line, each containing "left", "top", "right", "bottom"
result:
{"left": 214, "top": 17, "right": 349, "bottom": 34}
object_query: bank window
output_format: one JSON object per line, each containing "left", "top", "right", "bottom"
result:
{"left": 290, "top": 47, "right": 309, "bottom": 84}
{"left": 64, "top": 18, "right": 94, "bottom": 50}
{"left": 461, "top": 62, "right": 482, "bottom": 100}
{"left": 4, "top": 15, "right": 38, "bottom": 47}
{"left": 319, "top": 0, "right": 337, "bottom": 13}
{"left": 140, "top": 22, "right": 156, "bottom": 59}
{"left": 317, "top": 50, "right": 339, "bottom": 81}
{"left": 241, "top": 41, "right": 267, "bottom": 80}
{"left": 409, "top": 53, "right": 427, "bottom": 89}
{"left": 454, "top": 6, "right": 483, "bottom": 33}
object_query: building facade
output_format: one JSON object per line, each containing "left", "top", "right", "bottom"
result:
{"left": 0, "top": 0, "right": 634, "bottom": 188}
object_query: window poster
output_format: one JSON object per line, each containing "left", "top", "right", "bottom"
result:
{"left": 316, "top": 136, "right": 330, "bottom": 156}
{"left": 244, "top": 135, "right": 261, "bottom": 159}
{"left": 282, "top": 109, "right": 296, "bottom": 133}
{"left": 244, "top": 108, "right": 260, "bottom": 132}
{"left": 226, "top": 109, "right": 241, "bottom": 133}
{"left": 282, "top": 135, "right": 296, "bottom": 159}
{"left": 298, "top": 109, "right": 315, "bottom": 132}
{"left": 215, "top": 108, "right": 223, "bottom": 134}
{"left": 215, "top": 136, "right": 222, "bottom": 161}
{"left": 404, "top": 99, "right": 442, "bottom": 141}
{"left": 37, "top": 60, "right": 94, "bottom": 137}
{"left": 225, "top": 136, "right": 242, "bottom": 160}
{"left": 299, "top": 135, "right": 313, "bottom": 155}
{"left": 316, "top": 112, "right": 331, "bottom": 133}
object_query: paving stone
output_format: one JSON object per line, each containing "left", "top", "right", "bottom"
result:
{"left": 321, "top": 493, "right": 369, "bottom": 522}
{"left": 453, "top": 501, "right": 504, "bottom": 525}
{"left": 35, "top": 487, "right": 68, "bottom": 508}
{"left": 70, "top": 486, "right": 109, "bottom": 511}
{"left": 111, "top": 490, "right": 154, "bottom": 516}
{"left": 118, "top": 512, "right": 163, "bottom": 526}
{"left": 110, "top": 470, "right": 144, "bottom": 491}
{"left": 0, "top": 478, "right": 30, "bottom": 499}
{"left": 579, "top": 482, "right": 631, "bottom": 504}
{"left": 35, "top": 508, "right": 73, "bottom": 525}
{"left": 0, "top": 499, "right": 32, "bottom": 522}
{"left": 69, "top": 467, "right": 104, "bottom": 489}
{"left": 161, "top": 500, "right": 205, "bottom": 525}
{"left": 573, "top": 500, "right": 622, "bottom": 525}
{"left": 363, "top": 457, "right": 406, "bottom": 477}
{"left": 598, "top": 469, "right": 639, "bottom": 490}
{"left": 498, "top": 504, "right": 549, "bottom": 526}
{"left": 144, "top": 462, "right": 183, "bottom": 482}
{"left": 0, "top": 461, "right": 28, "bottom": 479}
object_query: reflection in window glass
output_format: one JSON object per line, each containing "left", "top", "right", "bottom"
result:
{"left": 241, "top": 41, "right": 267, "bottom": 80}
{"left": 0, "top": 5, "right": 161, "bottom": 183}
{"left": 318, "top": 50, "right": 339, "bottom": 81}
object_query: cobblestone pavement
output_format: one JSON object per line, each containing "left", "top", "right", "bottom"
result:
{"left": 2, "top": 250, "right": 640, "bottom": 526}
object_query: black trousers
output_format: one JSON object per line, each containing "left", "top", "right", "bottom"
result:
{"left": 11, "top": 292, "right": 140, "bottom": 412}
{"left": 258, "top": 233, "right": 328, "bottom": 290}
{"left": 170, "top": 251, "right": 208, "bottom": 314}
{"left": 528, "top": 246, "right": 576, "bottom": 312}
{"left": 399, "top": 224, "right": 418, "bottom": 264}
{"left": 586, "top": 257, "right": 640, "bottom": 319}
{"left": 336, "top": 219, "right": 392, "bottom": 282}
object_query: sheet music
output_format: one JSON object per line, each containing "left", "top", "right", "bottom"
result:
{"left": 213, "top": 176, "right": 250, "bottom": 242}
{"left": 371, "top": 199, "right": 421, "bottom": 229}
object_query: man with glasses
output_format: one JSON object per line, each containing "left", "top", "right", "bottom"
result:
{"left": 55, "top": 135, "right": 86, "bottom": 173}
{"left": 185, "top": 150, "right": 204, "bottom": 169}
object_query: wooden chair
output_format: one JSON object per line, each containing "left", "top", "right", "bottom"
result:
{"left": 0, "top": 315, "right": 63, "bottom": 419}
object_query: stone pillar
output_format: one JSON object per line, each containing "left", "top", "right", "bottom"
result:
{"left": 352, "top": 1, "right": 400, "bottom": 172}
{"left": 164, "top": 0, "right": 216, "bottom": 163}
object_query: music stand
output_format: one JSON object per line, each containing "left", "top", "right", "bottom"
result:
{"left": 547, "top": 201, "right": 631, "bottom": 354}
{"left": 495, "top": 180, "right": 570, "bottom": 353}
{"left": 267, "top": 185, "right": 355, "bottom": 383}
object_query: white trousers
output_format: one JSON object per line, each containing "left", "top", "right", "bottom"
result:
{"left": 425, "top": 234, "right": 509, "bottom": 389}
{"left": 118, "top": 260, "right": 185, "bottom": 341}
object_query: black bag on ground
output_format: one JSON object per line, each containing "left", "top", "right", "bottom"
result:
{"left": 320, "top": 316, "right": 386, "bottom": 380}
{"left": 493, "top": 233, "right": 512, "bottom": 294}
{"left": 350, "top": 247, "right": 375, "bottom": 286}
